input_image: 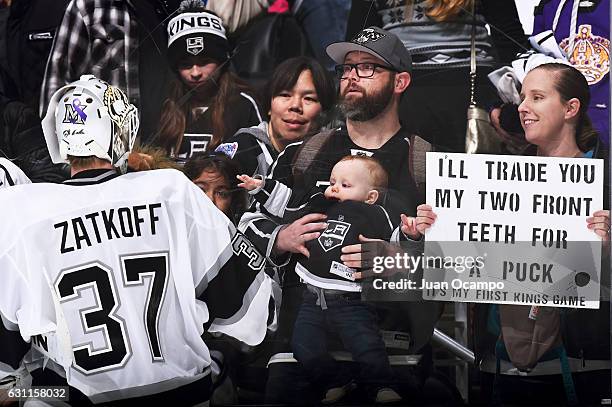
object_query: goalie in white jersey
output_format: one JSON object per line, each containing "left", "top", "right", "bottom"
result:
{"left": 0, "top": 75, "right": 274, "bottom": 405}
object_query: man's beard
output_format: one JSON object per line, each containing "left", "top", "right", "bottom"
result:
{"left": 338, "top": 76, "right": 395, "bottom": 121}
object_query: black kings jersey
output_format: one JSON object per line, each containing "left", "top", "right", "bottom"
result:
{"left": 296, "top": 200, "right": 393, "bottom": 292}
{"left": 218, "top": 121, "right": 278, "bottom": 177}
{"left": 240, "top": 127, "right": 422, "bottom": 261}
{"left": 176, "top": 92, "right": 263, "bottom": 163}
{"left": 267, "top": 127, "right": 420, "bottom": 222}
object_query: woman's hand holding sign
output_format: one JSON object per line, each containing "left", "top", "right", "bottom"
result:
{"left": 587, "top": 209, "right": 610, "bottom": 240}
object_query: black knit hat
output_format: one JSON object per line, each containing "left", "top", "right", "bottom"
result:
{"left": 167, "top": 9, "right": 230, "bottom": 67}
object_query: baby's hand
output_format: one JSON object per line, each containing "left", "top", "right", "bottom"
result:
{"left": 400, "top": 214, "right": 420, "bottom": 239}
{"left": 400, "top": 204, "right": 437, "bottom": 239}
{"left": 237, "top": 174, "right": 263, "bottom": 191}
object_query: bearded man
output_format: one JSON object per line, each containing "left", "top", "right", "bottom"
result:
{"left": 240, "top": 26, "right": 422, "bottom": 261}
{"left": 238, "top": 26, "right": 438, "bottom": 404}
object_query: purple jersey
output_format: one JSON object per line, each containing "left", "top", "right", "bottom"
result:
{"left": 533, "top": 0, "right": 610, "bottom": 145}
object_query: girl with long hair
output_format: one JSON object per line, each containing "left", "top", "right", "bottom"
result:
{"left": 157, "top": 2, "right": 263, "bottom": 164}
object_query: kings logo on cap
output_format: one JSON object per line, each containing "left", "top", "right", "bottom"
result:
{"left": 353, "top": 28, "right": 385, "bottom": 45}
{"left": 187, "top": 37, "right": 204, "bottom": 56}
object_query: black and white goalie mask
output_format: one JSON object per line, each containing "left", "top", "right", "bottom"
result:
{"left": 42, "top": 75, "right": 139, "bottom": 171}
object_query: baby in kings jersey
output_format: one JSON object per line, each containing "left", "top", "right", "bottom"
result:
{"left": 237, "top": 155, "right": 404, "bottom": 404}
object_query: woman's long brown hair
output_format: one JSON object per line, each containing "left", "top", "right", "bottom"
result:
{"left": 157, "top": 68, "right": 252, "bottom": 155}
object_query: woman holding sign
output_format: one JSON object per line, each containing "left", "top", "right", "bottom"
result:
{"left": 405, "top": 63, "right": 609, "bottom": 238}
{"left": 403, "top": 62, "right": 610, "bottom": 405}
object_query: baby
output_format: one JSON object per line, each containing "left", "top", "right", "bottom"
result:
{"left": 238, "top": 155, "right": 402, "bottom": 404}
{"left": 238, "top": 154, "right": 392, "bottom": 287}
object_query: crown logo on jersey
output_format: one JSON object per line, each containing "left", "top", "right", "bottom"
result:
{"left": 353, "top": 28, "right": 384, "bottom": 44}
{"left": 318, "top": 220, "right": 351, "bottom": 252}
{"left": 187, "top": 37, "right": 204, "bottom": 55}
{"left": 560, "top": 24, "right": 610, "bottom": 85}
{"left": 62, "top": 98, "right": 87, "bottom": 125}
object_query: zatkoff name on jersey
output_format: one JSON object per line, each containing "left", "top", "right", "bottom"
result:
{"left": 54, "top": 203, "right": 162, "bottom": 254}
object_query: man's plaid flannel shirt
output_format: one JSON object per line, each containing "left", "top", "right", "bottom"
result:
{"left": 40, "top": 0, "right": 140, "bottom": 117}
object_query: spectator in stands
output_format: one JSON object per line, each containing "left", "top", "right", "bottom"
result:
{"left": 4, "top": 0, "right": 69, "bottom": 108}
{"left": 157, "top": 3, "right": 263, "bottom": 164}
{"left": 216, "top": 56, "right": 335, "bottom": 177}
{"left": 408, "top": 62, "right": 610, "bottom": 406}
{"left": 237, "top": 155, "right": 402, "bottom": 404}
{"left": 127, "top": 145, "right": 181, "bottom": 172}
{"left": 184, "top": 150, "right": 273, "bottom": 405}
{"left": 532, "top": 0, "right": 608, "bottom": 145}
{"left": 239, "top": 26, "right": 441, "bottom": 405}
{"left": 184, "top": 152, "right": 247, "bottom": 224}
{"left": 409, "top": 63, "right": 609, "bottom": 242}
{"left": 0, "top": 0, "right": 73, "bottom": 183}
{"left": 347, "top": 0, "right": 529, "bottom": 152}
{"left": 40, "top": 0, "right": 179, "bottom": 142}
{"left": 290, "top": 0, "right": 352, "bottom": 71}
{"left": 205, "top": 0, "right": 268, "bottom": 34}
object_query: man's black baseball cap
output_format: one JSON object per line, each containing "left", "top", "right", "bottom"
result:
{"left": 326, "top": 26, "right": 412, "bottom": 73}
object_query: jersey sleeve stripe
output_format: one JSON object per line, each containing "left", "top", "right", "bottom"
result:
{"left": 262, "top": 181, "right": 292, "bottom": 218}
{"left": 239, "top": 92, "right": 263, "bottom": 123}
{"left": 194, "top": 242, "right": 234, "bottom": 297}
{"left": 207, "top": 271, "right": 272, "bottom": 346}
{"left": 0, "top": 163, "right": 15, "bottom": 186}
{"left": 267, "top": 141, "right": 302, "bottom": 179}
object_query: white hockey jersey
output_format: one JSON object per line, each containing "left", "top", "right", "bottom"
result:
{"left": 0, "top": 158, "right": 31, "bottom": 188}
{"left": 0, "top": 168, "right": 272, "bottom": 403}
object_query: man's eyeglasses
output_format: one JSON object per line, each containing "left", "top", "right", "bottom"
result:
{"left": 334, "top": 63, "right": 396, "bottom": 79}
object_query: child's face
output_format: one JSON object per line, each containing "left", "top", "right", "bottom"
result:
{"left": 324, "top": 160, "right": 378, "bottom": 203}
{"left": 177, "top": 56, "right": 219, "bottom": 93}
{"left": 193, "top": 169, "right": 232, "bottom": 215}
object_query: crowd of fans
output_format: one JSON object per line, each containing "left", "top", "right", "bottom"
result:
{"left": 0, "top": 0, "right": 610, "bottom": 405}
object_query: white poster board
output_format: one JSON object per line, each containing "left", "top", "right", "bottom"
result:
{"left": 422, "top": 152, "right": 604, "bottom": 309}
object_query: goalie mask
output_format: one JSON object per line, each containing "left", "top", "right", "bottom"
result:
{"left": 42, "top": 75, "right": 139, "bottom": 170}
